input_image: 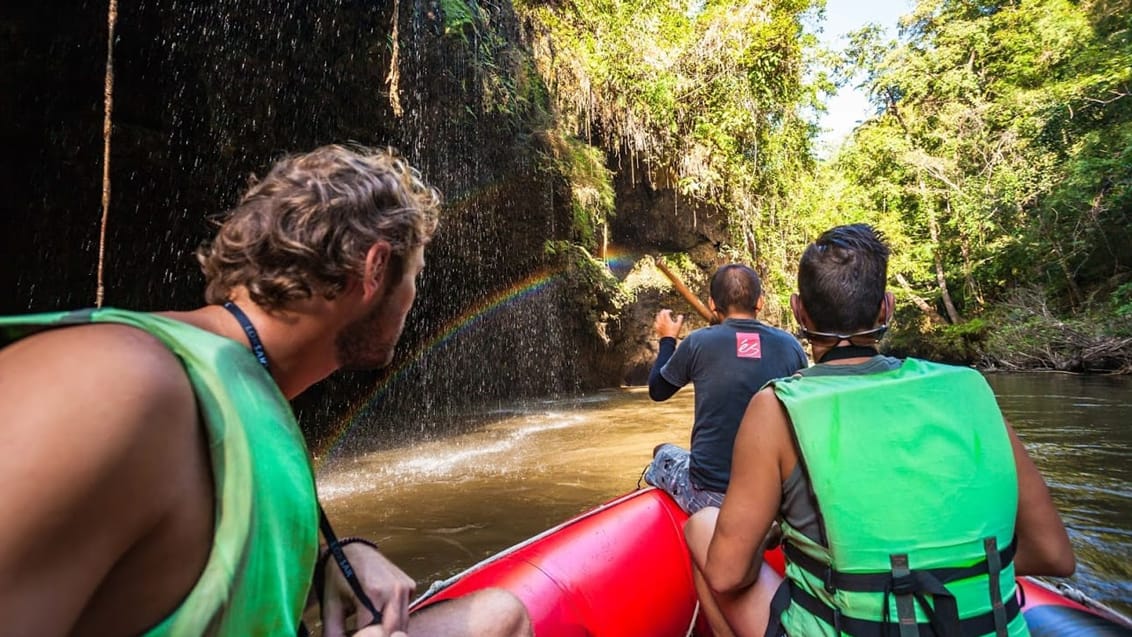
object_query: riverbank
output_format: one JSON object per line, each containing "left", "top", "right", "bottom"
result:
{"left": 886, "top": 296, "right": 1132, "bottom": 374}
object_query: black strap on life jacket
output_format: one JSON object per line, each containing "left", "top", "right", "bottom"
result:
{"left": 764, "top": 577, "right": 1022, "bottom": 637}
{"left": 884, "top": 553, "right": 958, "bottom": 637}
{"left": 217, "top": 303, "right": 382, "bottom": 635}
{"left": 296, "top": 497, "right": 385, "bottom": 637}
{"left": 765, "top": 537, "right": 1017, "bottom": 637}
{"left": 317, "top": 504, "right": 384, "bottom": 624}
{"left": 889, "top": 553, "right": 924, "bottom": 637}
{"left": 985, "top": 537, "right": 1010, "bottom": 636}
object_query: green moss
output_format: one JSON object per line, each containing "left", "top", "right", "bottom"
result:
{"left": 544, "top": 240, "right": 631, "bottom": 340}
{"left": 657, "top": 252, "right": 700, "bottom": 282}
{"left": 438, "top": 0, "right": 479, "bottom": 39}
{"left": 435, "top": 2, "right": 552, "bottom": 132}
{"left": 542, "top": 132, "right": 614, "bottom": 251}
{"left": 1114, "top": 282, "right": 1132, "bottom": 321}
{"left": 883, "top": 307, "right": 992, "bottom": 364}
{"left": 508, "top": 56, "right": 552, "bottom": 127}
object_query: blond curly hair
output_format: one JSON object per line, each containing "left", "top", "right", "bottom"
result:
{"left": 198, "top": 145, "right": 440, "bottom": 310}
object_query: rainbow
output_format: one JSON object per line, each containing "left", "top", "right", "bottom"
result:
{"left": 599, "top": 245, "right": 641, "bottom": 271}
{"left": 313, "top": 269, "right": 561, "bottom": 465}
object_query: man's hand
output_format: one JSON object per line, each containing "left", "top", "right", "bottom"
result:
{"left": 321, "top": 543, "right": 417, "bottom": 637}
{"left": 654, "top": 309, "right": 685, "bottom": 340}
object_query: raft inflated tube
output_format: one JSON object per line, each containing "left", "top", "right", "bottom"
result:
{"left": 1022, "top": 576, "right": 1132, "bottom": 636}
{"left": 410, "top": 488, "right": 1131, "bottom": 637}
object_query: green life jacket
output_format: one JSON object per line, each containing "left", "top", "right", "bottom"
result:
{"left": 0, "top": 308, "right": 319, "bottom": 636}
{"left": 768, "top": 358, "right": 1027, "bottom": 637}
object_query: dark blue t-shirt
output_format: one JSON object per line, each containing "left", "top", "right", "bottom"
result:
{"left": 660, "top": 318, "right": 808, "bottom": 492}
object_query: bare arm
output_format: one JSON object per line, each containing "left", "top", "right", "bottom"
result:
{"left": 699, "top": 388, "right": 789, "bottom": 593}
{"left": 0, "top": 324, "right": 202, "bottom": 635}
{"left": 1008, "top": 421, "right": 1075, "bottom": 577}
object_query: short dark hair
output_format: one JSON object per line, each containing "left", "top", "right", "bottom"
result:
{"left": 797, "top": 224, "right": 890, "bottom": 333}
{"left": 710, "top": 264, "right": 763, "bottom": 315}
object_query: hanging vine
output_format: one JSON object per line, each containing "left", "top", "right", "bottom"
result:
{"left": 95, "top": 0, "right": 117, "bottom": 307}
{"left": 386, "top": 0, "right": 403, "bottom": 117}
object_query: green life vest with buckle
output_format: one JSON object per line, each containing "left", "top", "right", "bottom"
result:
{"left": 0, "top": 308, "right": 319, "bottom": 636}
{"left": 767, "top": 357, "right": 1028, "bottom": 637}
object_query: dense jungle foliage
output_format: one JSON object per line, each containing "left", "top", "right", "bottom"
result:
{"left": 515, "top": 0, "right": 824, "bottom": 317}
{"left": 820, "top": 0, "right": 1132, "bottom": 371}
{"left": 517, "top": 0, "right": 1132, "bottom": 372}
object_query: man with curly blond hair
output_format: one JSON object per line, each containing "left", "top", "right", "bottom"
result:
{"left": 0, "top": 145, "right": 531, "bottom": 637}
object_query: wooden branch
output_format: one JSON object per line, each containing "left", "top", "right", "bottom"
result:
{"left": 895, "top": 273, "right": 946, "bottom": 324}
{"left": 654, "top": 257, "right": 713, "bottom": 322}
{"left": 1083, "top": 89, "right": 1130, "bottom": 105}
{"left": 885, "top": 87, "right": 911, "bottom": 136}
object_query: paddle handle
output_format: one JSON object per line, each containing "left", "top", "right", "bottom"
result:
{"left": 654, "top": 257, "right": 713, "bottom": 322}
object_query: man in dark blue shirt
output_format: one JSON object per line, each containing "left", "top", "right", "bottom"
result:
{"left": 644, "top": 264, "right": 808, "bottom": 513}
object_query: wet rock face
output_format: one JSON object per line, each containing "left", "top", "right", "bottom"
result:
{"left": 1, "top": 2, "right": 106, "bottom": 312}
{"left": 591, "top": 154, "right": 730, "bottom": 386}
{"left": 3, "top": 1, "right": 404, "bottom": 314}
{"left": 608, "top": 160, "right": 729, "bottom": 256}
{"left": 1, "top": 1, "right": 729, "bottom": 443}
{"left": 2, "top": 0, "right": 589, "bottom": 438}
{"left": 2, "top": 0, "right": 560, "bottom": 306}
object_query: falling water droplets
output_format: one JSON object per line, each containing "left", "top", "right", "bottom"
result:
{"left": 12, "top": 0, "right": 608, "bottom": 457}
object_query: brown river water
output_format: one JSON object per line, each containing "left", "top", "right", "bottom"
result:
{"left": 314, "top": 372, "right": 1132, "bottom": 618}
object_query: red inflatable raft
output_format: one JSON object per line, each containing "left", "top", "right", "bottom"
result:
{"left": 411, "top": 487, "right": 1132, "bottom": 636}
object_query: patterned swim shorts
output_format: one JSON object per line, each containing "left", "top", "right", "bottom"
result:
{"left": 643, "top": 443, "right": 725, "bottom": 514}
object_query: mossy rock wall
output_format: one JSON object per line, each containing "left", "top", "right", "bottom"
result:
{"left": 0, "top": 0, "right": 742, "bottom": 447}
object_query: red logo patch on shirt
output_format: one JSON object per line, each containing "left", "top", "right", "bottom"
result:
{"left": 736, "top": 332, "right": 762, "bottom": 358}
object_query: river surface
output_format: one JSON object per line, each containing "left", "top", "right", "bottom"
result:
{"left": 315, "top": 372, "right": 1132, "bottom": 617}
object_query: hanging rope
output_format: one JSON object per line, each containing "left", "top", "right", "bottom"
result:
{"left": 386, "top": 0, "right": 403, "bottom": 117}
{"left": 96, "top": 0, "right": 118, "bottom": 307}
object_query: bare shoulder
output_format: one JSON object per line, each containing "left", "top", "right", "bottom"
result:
{"left": 0, "top": 321, "right": 199, "bottom": 489}
{"left": 737, "top": 386, "right": 794, "bottom": 475}
{"left": 0, "top": 320, "right": 199, "bottom": 494}
{"left": 750, "top": 384, "right": 783, "bottom": 408}
{"left": 743, "top": 386, "right": 790, "bottom": 434}
{"left": 0, "top": 322, "right": 204, "bottom": 633}
{"left": 1, "top": 322, "right": 193, "bottom": 407}
{"left": 730, "top": 387, "right": 792, "bottom": 477}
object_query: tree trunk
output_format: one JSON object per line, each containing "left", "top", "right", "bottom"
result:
{"left": 1050, "top": 240, "right": 1083, "bottom": 309}
{"left": 922, "top": 179, "right": 961, "bottom": 323}
{"left": 952, "top": 200, "right": 984, "bottom": 307}
{"left": 930, "top": 214, "right": 962, "bottom": 324}
{"left": 959, "top": 237, "right": 984, "bottom": 306}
